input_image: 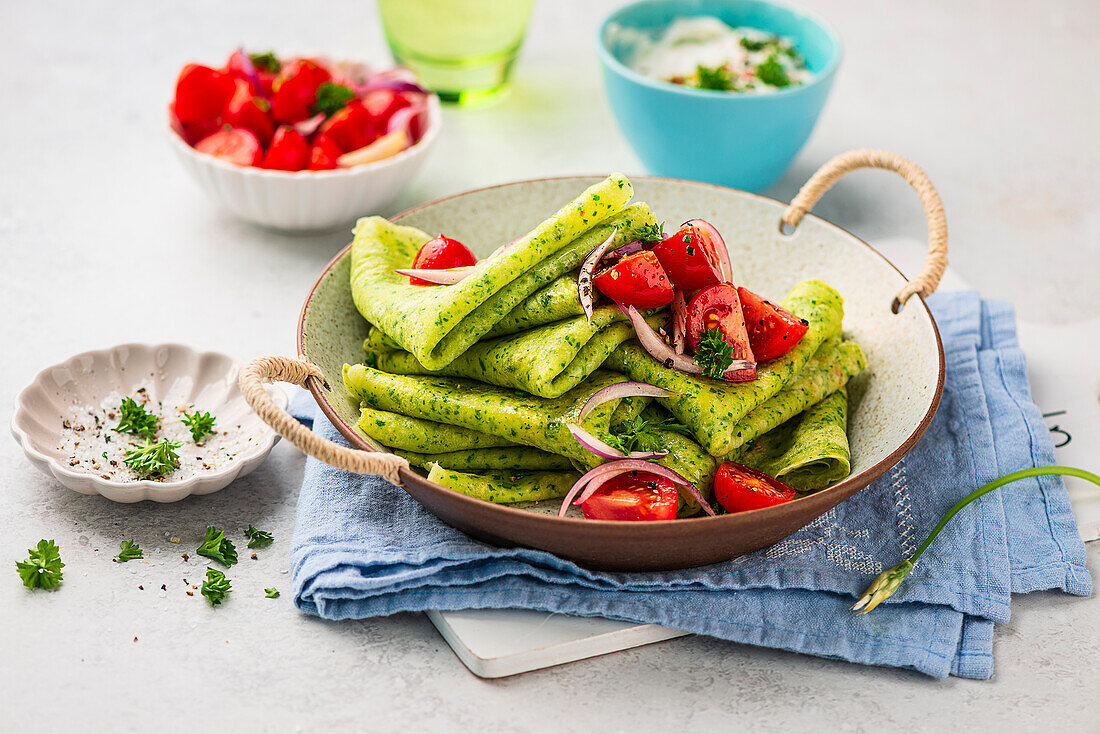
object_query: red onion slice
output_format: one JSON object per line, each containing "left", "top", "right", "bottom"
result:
{"left": 358, "top": 78, "right": 429, "bottom": 95}
{"left": 386, "top": 100, "right": 427, "bottom": 143}
{"left": 578, "top": 381, "right": 679, "bottom": 422}
{"left": 293, "top": 113, "right": 326, "bottom": 137}
{"left": 577, "top": 229, "right": 617, "bottom": 323}
{"left": 625, "top": 305, "right": 754, "bottom": 379}
{"left": 670, "top": 291, "right": 689, "bottom": 354}
{"left": 557, "top": 460, "right": 716, "bottom": 517}
{"left": 236, "top": 48, "right": 267, "bottom": 99}
{"left": 685, "top": 219, "right": 733, "bottom": 283}
{"left": 566, "top": 424, "right": 668, "bottom": 461}
{"left": 394, "top": 266, "right": 476, "bottom": 285}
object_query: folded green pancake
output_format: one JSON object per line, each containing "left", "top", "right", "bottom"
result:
{"left": 426, "top": 465, "right": 579, "bottom": 504}
{"left": 343, "top": 365, "right": 629, "bottom": 469}
{"left": 606, "top": 279, "right": 845, "bottom": 456}
{"left": 350, "top": 175, "right": 642, "bottom": 370}
{"left": 398, "top": 447, "right": 574, "bottom": 472}
{"left": 723, "top": 337, "right": 866, "bottom": 454}
{"left": 737, "top": 388, "right": 852, "bottom": 492}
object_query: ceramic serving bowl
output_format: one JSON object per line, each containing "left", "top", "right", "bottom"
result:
{"left": 12, "top": 344, "right": 287, "bottom": 503}
{"left": 295, "top": 174, "right": 944, "bottom": 571}
{"left": 169, "top": 94, "right": 442, "bottom": 231}
{"left": 597, "top": 0, "right": 842, "bottom": 192}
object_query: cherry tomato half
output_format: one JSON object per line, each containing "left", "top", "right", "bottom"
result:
{"left": 737, "top": 286, "right": 809, "bottom": 361}
{"left": 581, "top": 471, "right": 679, "bottom": 521}
{"left": 271, "top": 58, "right": 332, "bottom": 124}
{"left": 319, "top": 100, "right": 376, "bottom": 154}
{"left": 593, "top": 250, "right": 675, "bottom": 309}
{"left": 650, "top": 222, "right": 723, "bottom": 291}
{"left": 222, "top": 78, "right": 274, "bottom": 145}
{"left": 174, "top": 64, "right": 235, "bottom": 126}
{"left": 260, "top": 126, "right": 310, "bottom": 171}
{"left": 408, "top": 235, "right": 478, "bottom": 285}
{"left": 686, "top": 284, "right": 755, "bottom": 380}
{"left": 195, "top": 128, "right": 262, "bottom": 166}
{"left": 714, "top": 462, "right": 795, "bottom": 513}
{"left": 307, "top": 134, "right": 343, "bottom": 170}
{"left": 361, "top": 89, "right": 412, "bottom": 126}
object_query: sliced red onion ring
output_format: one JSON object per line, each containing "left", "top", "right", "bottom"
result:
{"left": 684, "top": 219, "right": 733, "bottom": 282}
{"left": 670, "top": 291, "right": 688, "bottom": 355}
{"left": 566, "top": 424, "right": 667, "bottom": 461}
{"left": 487, "top": 236, "right": 522, "bottom": 260}
{"left": 393, "top": 266, "right": 476, "bottom": 285}
{"left": 624, "top": 305, "right": 754, "bottom": 379}
{"left": 577, "top": 229, "right": 617, "bottom": 323}
{"left": 558, "top": 460, "right": 715, "bottom": 517}
{"left": 358, "top": 78, "right": 429, "bottom": 95}
{"left": 236, "top": 48, "right": 266, "bottom": 99}
{"left": 293, "top": 113, "right": 326, "bottom": 137}
{"left": 578, "top": 381, "right": 679, "bottom": 422}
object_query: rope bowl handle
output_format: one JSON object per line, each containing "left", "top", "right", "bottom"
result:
{"left": 238, "top": 355, "right": 409, "bottom": 485}
{"left": 782, "top": 149, "right": 949, "bottom": 313}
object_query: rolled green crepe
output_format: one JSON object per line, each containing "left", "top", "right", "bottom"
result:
{"left": 426, "top": 465, "right": 579, "bottom": 504}
{"left": 737, "top": 388, "right": 852, "bottom": 492}
{"left": 356, "top": 406, "right": 516, "bottom": 452}
{"left": 723, "top": 337, "right": 866, "bottom": 454}
{"left": 374, "top": 307, "right": 637, "bottom": 399}
{"left": 398, "top": 447, "right": 574, "bottom": 472}
{"left": 606, "top": 279, "right": 845, "bottom": 456}
{"left": 350, "top": 175, "right": 639, "bottom": 370}
{"left": 343, "top": 365, "right": 629, "bottom": 469}
{"left": 488, "top": 275, "right": 587, "bottom": 337}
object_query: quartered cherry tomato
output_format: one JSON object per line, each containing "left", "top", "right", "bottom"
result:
{"left": 581, "top": 471, "right": 679, "bottom": 521}
{"left": 271, "top": 58, "right": 332, "bottom": 123}
{"left": 169, "top": 102, "right": 220, "bottom": 146}
{"left": 318, "top": 100, "right": 376, "bottom": 154}
{"left": 650, "top": 222, "right": 723, "bottom": 291}
{"left": 174, "top": 64, "right": 235, "bottom": 125}
{"left": 222, "top": 78, "right": 274, "bottom": 145}
{"left": 737, "top": 286, "right": 809, "bottom": 361}
{"left": 195, "top": 128, "right": 262, "bottom": 166}
{"left": 686, "top": 284, "right": 755, "bottom": 381}
{"left": 408, "top": 235, "right": 478, "bottom": 285}
{"left": 593, "top": 250, "right": 675, "bottom": 309}
{"left": 307, "top": 134, "right": 343, "bottom": 170}
{"left": 714, "top": 462, "right": 796, "bottom": 513}
{"left": 361, "top": 89, "right": 412, "bottom": 126}
{"left": 260, "top": 126, "right": 310, "bottom": 171}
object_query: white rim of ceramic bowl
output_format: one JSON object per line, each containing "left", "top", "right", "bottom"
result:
{"left": 11, "top": 342, "right": 288, "bottom": 494}
{"left": 167, "top": 93, "right": 443, "bottom": 179}
{"left": 596, "top": 0, "right": 844, "bottom": 101}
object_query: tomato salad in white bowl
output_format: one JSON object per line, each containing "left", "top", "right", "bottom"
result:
{"left": 168, "top": 49, "right": 441, "bottom": 231}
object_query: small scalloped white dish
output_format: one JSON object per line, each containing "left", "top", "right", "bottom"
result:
{"left": 11, "top": 344, "right": 287, "bottom": 503}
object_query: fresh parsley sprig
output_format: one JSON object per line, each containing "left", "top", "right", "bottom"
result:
{"left": 636, "top": 222, "right": 666, "bottom": 243}
{"left": 249, "top": 51, "right": 281, "bottom": 73}
{"left": 15, "top": 539, "right": 64, "bottom": 590}
{"left": 114, "top": 397, "right": 160, "bottom": 440}
{"left": 181, "top": 410, "right": 216, "bottom": 442}
{"left": 694, "top": 328, "right": 735, "bottom": 379}
{"left": 114, "top": 539, "right": 143, "bottom": 563}
{"left": 602, "top": 416, "right": 693, "bottom": 456}
{"left": 311, "top": 82, "right": 355, "bottom": 116}
{"left": 695, "top": 64, "right": 734, "bottom": 91}
{"left": 196, "top": 527, "right": 238, "bottom": 567}
{"left": 122, "top": 439, "right": 182, "bottom": 478}
{"left": 756, "top": 54, "right": 791, "bottom": 88}
{"left": 201, "top": 567, "right": 232, "bottom": 606}
{"left": 265, "top": 587, "right": 280, "bottom": 599}
{"left": 244, "top": 525, "right": 274, "bottom": 549}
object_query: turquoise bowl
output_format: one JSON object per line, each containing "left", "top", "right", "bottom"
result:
{"left": 597, "top": 0, "right": 842, "bottom": 191}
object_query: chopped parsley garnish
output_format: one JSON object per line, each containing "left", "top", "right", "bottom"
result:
{"left": 244, "top": 525, "right": 274, "bottom": 549}
{"left": 637, "top": 222, "right": 666, "bottom": 242}
{"left": 114, "top": 397, "right": 160, "bottom": 440}
{"left": 695, "top": 64, "right": 734, "bottom": 91}
{"left": 311, "top": 82, "right": 355, "bottom": 116}
{"left": 756, "top": 54, "right": 791, "bottom": 88}
{"left": 181, "top": 410, "right": 216, "bottom": 442}
{"left": 114, "top": 539, "right": 144, "bottom": 563}
{"left": 740, "top": 36, "right": 770, "bottom": 52}
{"left": 602, "top": 416, "right": 694, "bottom": 455}
{"left": 201, "top": 567, "right": 231, "bottom": 606}
{"left": 265, "top": 587, "right": 280, "bottom": 598}
{"left": 196, "top": 526, "right": 238, "bottom": 567}
{"left": 122, "top": 439, "right": 182, "bottom": 478}
{"left": 15, "top": 539, "right": 64, "bottom": 590}
{"left": 695, "top": 328, "right": 735, "bottom": 379}
{"left": 249, "top": 51, "right": 281, "bottom": 73}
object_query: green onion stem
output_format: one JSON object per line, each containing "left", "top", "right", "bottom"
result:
{"left": 910, "top": 466, "right": 1100, "bottom": 566}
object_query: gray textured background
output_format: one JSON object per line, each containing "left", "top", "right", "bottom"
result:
{"left": 1, "top": 1, "right": 1097, "bottom": 731}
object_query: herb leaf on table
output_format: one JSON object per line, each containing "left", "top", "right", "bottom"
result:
{"left": 265, "top": 587, "right": 280, "bottom": 598}
{"left": 196, "top": 527, "right": 238, "bottom": 567}
{"left": 201, "top": 568, "right": 231, "bottom": 606}
{"left": 114, "top": 539, "right": 144, "bottom": 563}
{"left": 15, "top": 539, "right": 64, "bottom": 590}
{"left": 244, "top": 525, "right": 274, "bottom": 549}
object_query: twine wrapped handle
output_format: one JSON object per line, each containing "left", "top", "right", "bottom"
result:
{"left": 239, "top": 355, "right": 409, "bottom": 485}
{"left": 782, "top": 149, "right": 948, "bottom": 313}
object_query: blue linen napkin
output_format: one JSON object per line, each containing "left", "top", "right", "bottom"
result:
{"left": 289, "top": 292, "right": 1090, "bottom": 679}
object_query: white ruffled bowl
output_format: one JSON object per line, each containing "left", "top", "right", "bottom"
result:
{"left": 169, "top": 94, "right": 442, "bottom": 231}
{"left": 11, "top": 344, "right": 286, "bottom": 503}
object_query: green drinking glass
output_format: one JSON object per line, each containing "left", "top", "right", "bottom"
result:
{"left": 377, "top": 0, "right": 536, "bottom": 105}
